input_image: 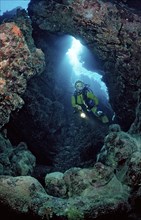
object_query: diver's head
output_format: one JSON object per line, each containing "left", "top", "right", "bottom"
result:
{"left": 75, "top": 80, "right": 85, "bottom": 92}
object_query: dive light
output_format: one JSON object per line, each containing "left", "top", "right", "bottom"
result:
{"left": 80, "top": 111, "right": 86, "bottom": 118}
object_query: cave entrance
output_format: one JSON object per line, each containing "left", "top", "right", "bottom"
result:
{"left": 55, "top": 35, "right": 114, "bottom": 120}
{"left": 5, "top": 33, "right": 114, "bottom": 173}
{"left": 66, "top": 36, "right": 109, "bottom": 100}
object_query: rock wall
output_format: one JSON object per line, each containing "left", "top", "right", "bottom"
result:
{"left": 0, "top": 10, "right": 45, "bottom": 129}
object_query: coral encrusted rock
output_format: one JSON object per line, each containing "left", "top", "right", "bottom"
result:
{"left": 0, "top": 21, "right": 45, "bottom": 128}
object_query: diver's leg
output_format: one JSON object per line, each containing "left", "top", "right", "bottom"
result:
{"left": 91, "top": 107, "right": 109, "bottom": 123}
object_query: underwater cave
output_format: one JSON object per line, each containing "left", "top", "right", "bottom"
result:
{"left": 0, "top": 0, "right": 141, "bottom": 219}
{"left": 4, "top": 31, "right": 114, "bottom": 174}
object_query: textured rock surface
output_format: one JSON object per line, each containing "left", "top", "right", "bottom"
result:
{"left": 0, "top": 18, "right": 45, "bottom": 128}
{"left": 0, "top": 175, "right": 47, "bottom": 213}
{"left": 0, "top": 132, "right": 36, "bottom": 176}
{"left": 0, "top": 125, "right": 140, "bottom": 219}
{"left": 0, "top": 164, "right": 130, "bottom": 219}
{"left": 98, "top": 125, "right": 141, "bottom": 188}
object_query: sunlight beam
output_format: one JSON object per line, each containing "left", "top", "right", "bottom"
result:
{"left": 66, "top": 36, "right": 109, "bottom": 99}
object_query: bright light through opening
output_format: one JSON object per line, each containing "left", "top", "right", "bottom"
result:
{"left": 66, "top": 37, "right": 109, "bottom": 100}
{"left": 67, "top": 38, "right": 82, "bottom": 65}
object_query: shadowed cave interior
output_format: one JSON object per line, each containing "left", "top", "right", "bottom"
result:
{"left": 4, "top": 31, "right": 116, "bottom": 176}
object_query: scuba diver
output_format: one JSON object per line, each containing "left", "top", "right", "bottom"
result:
{"left": 71, "top": 80, "right": 109, "bottom": 123}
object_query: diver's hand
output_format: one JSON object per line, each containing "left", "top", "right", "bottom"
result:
{"left": 75, "top": 105, "right": 82, "bottom": 111}
{"left": 97, "top": 111, "right": 103, "bottom": 116}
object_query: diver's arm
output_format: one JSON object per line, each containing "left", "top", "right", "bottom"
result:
{"left": 71, "top": 96, "right": 82, "bottom": 110}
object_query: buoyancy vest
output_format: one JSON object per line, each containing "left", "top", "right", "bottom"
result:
{"left": 74, "top": 86, "right": 95, "bottom": 109}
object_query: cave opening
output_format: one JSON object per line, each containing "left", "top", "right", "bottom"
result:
{"left": 4, "top": 31, "right": 115, "bottom": 175}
